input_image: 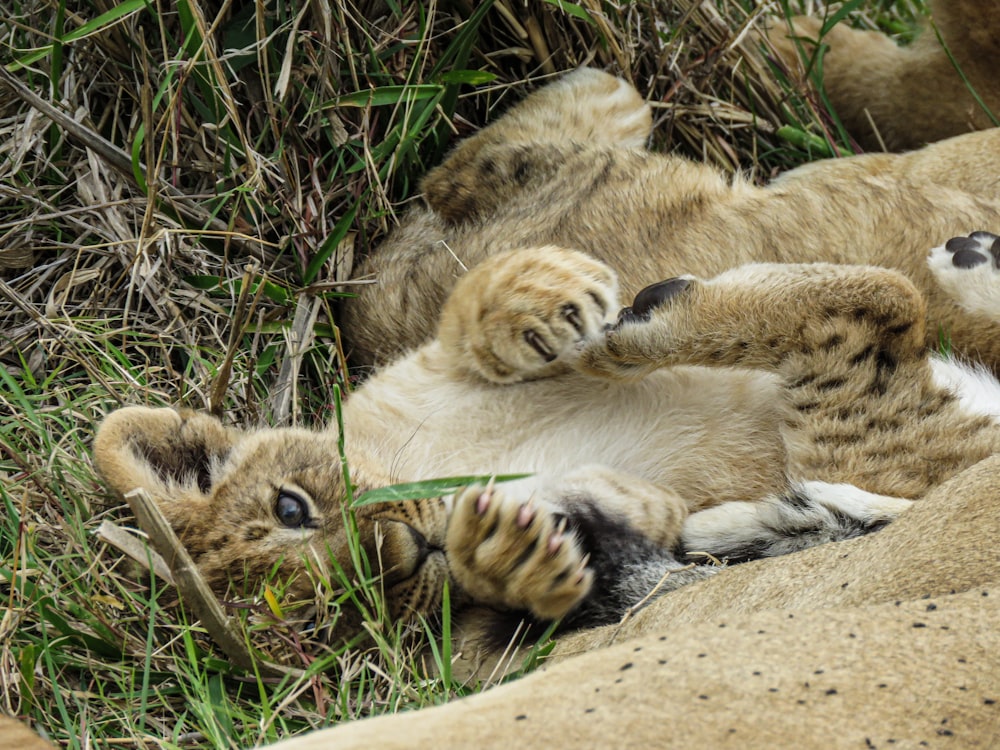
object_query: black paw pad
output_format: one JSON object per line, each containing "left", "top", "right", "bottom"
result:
{"left": 945, "top": 236, "right": 980, "bottom": 255}
{"left": 946, "top": 231, "right": 1000, "bottom": 269}
{"left": 952, "top": 248, "right": 989, "bottom": 268}
{"left": 631, "top": 278, "right": 690, "bottom": 318}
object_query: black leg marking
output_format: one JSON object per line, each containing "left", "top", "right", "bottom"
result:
{"left": 553, "top": 501, "right": 714, "bottom": 630}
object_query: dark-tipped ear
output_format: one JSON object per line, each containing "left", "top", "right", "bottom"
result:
{"left": 93, "top": 407, "right": 241, "bottom": 516}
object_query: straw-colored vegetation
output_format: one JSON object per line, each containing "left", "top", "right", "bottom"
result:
{"left": 1, "top": 1, "right": 924, "bottom": 747}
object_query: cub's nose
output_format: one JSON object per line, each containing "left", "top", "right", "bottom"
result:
{"left": 407, "top": 524, "right": 431, "bottom": 566}
{"left": 376, "top": 520, "right": 431, "bottom": 585}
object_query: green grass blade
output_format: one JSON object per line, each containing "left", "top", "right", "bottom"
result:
{"left": 8, "top": 0, "right": 147, "bottom": 71}
{"left": 353, "top": 474, "right": 532, "bottom": 507}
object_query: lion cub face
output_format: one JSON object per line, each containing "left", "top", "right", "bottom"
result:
{"left": 93, "top": 407, "right": 449, "bottom": 638}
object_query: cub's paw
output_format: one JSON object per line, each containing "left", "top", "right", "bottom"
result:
{"left": 439, "top": 247, "right": 619, "bottom": 383}
{"left": 928, "top": 231, "right": 1000, "bottom": 321}
{"left": 539, "top": 68, "right": 652, "bottom": 148}
{"left": 446, "top": 482, "right": 593, "bottom": 621}
{"left": 578, "top": 276, "right": 695, "bottom": 380}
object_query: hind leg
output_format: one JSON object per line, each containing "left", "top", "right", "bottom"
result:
{"left": 577, "top": 262, "right": 926, "bottom": 379}
{"left": 682, "top": 481, "right": 913, "bottom": 563}
{"left": 422, "top": 69, "right": 651, "bottom": 224}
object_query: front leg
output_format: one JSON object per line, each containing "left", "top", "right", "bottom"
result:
{"left": 579, "top": 262, "right": 927, "bottom": 380}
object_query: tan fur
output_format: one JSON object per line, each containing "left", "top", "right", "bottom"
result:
{"left": 765, "top": 0, "right": 1000, "bottom": 151}
{"left": 0, "top": 716, "right": 56, "bottom": 750}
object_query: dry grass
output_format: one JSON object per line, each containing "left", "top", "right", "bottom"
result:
{"left": 0, "top": 0, "right": 923, "bottom": 747}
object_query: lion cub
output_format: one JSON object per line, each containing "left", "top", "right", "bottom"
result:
{"left": 342, "top": 69, "right": 1000, "bottom": 372}
{"left": 95, "top": 69, "right": 1000, "bottom": 652}
{"left": 95, "top": 228, "right": 1000, "bottom": 645}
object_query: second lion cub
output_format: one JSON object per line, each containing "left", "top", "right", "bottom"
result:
{"left": 342, "top": 69, "right": 1000, "bottom": 372}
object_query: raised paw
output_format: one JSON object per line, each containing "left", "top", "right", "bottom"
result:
{"left": 438, "top": 246, "right": 619, "bottom": 383}
{"left": 942, "top": 231, "right": 1000, "bottom": 269}
{"left": 928, "top": 231, "right": 1000, "bottom": 322}
{"left": 421, "top": 69, "right": 650, "bottom": 225}
{"left": 540, "top": 68, "right": 652, "bottom": 148}
{"left": 445, "top": 482, "right": 593, "bottom": 621}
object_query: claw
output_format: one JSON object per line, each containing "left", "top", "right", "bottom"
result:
{"left": 575, "top": 553, "right": 591, "bottom": 583}
{"left": 548, "top": 517, "right": 569, "bottom": 554}
{"left": 476, "top": 476, "right": 498, "bottom": 515}
{"left": 517, "top": 499, "right": 535, "bottom": 528}
{"left": 524, "top": 329, "right": 556, "bottom": 362}
{"left": 563, "top": 303, "right": 584, "bottom": 334}
{"left": 475, "top": 491, "right": 491, "bottom": 516}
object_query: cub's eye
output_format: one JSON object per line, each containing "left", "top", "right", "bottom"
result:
{"left": 275, "top": 490, "right": 310, "bottom": 528}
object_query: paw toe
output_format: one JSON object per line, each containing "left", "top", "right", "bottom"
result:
{"left": 630, "top": 277, "right": 691, "bottom": 319}
{"left": 945, "top": 236, "right": 981, "bottom": 254}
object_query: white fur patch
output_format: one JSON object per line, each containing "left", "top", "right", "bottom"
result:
{"left": 680, "top": 499, "right": 771, "bottom": 555}
{"left": 796, "top": 481, "right": 914, "bottom": 523}
{"left": 681, "top": 482, "right": 913, "bottom": 557}
{"left": 929, "top": 354, "right": 1000, "bottom": 423}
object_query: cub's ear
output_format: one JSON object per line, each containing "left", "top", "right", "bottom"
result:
{"left": 93, "top": 407, "right": 241, "bottom": 522}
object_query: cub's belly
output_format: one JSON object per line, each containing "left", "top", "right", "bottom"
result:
{"left": 379, "top": 366, "right": 791, "bottom": 510}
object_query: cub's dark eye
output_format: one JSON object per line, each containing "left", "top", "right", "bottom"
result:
{"left": 275, "top": 490, "right": 310, "bottom": 528}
